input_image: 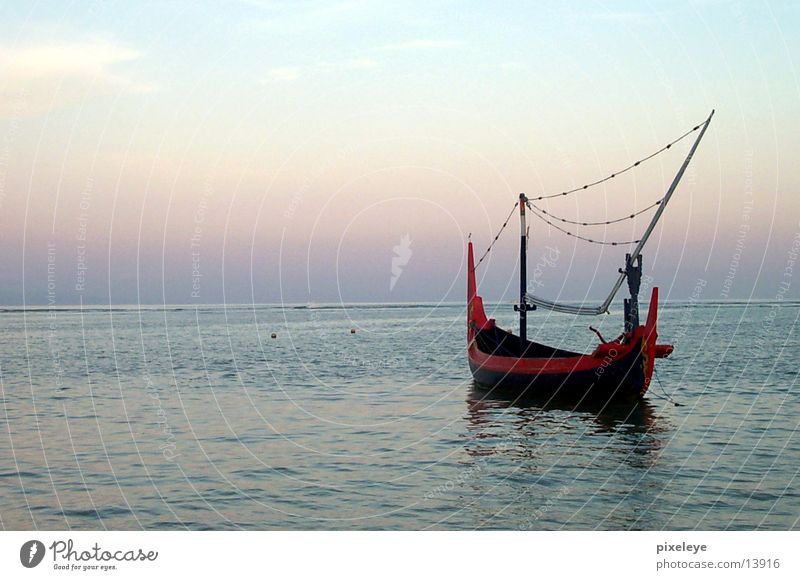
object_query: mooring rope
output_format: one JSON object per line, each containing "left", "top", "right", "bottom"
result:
{"left": 651, "top": 366, "right": 682, "bottom": 407}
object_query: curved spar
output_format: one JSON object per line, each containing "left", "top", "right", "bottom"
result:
{"left": 466, "top": 111, "right": 713, "bottom": 400}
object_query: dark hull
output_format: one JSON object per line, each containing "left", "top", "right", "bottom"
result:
{"left": 466, "top": 241, "right": 662, "bottom": 402}
{"left": 469, "top": 338, "right": 646, "bottom": 402}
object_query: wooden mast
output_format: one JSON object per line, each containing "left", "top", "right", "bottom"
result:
{"left": 515, "top": 193, "right": 534, "bottom": 340}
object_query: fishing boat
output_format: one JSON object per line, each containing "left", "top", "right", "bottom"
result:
{"left": 467, "top": 111, "right": 714, "bottom": 401}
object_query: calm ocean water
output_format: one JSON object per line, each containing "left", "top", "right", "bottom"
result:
{"left": 1, "top": 301, "right": 798, "bottom": 530}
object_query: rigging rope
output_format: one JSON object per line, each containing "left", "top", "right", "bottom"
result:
{"left": 528, "top": 197, "right": 662, "bottom": 227}
{"left": 529, "top": 121, "right": 703, "bottom": 202}
{"left": 475, "top": 201, "right": 518, "bottom": 267}
{"left": 473, "top": 110, "right": 714, "bottom": 317}
{"left": 526, "top": 202, "right": 641, "bottom": 246}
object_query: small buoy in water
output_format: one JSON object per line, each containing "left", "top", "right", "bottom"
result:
{"left": 271, "top": 332, "right": 277, "bottom": 339}
{"left": 350, "top": 328, "right": 356, "bottom": 334}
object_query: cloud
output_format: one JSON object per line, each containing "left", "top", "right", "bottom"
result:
{"left": 260, "top": 38, "right": 460, "bottom": 85}
{"left": 263, "top": 57, "right": 378, "bottom": 83}
{"left": 267, "top": 66, "right": 303, "bottom": 82}
{"left": 245, "top": 0, "right": 370, "bottom": 32}
{"left": 582, "top": 10, "right": 660, "bottom": 24}
{"left": 0, "top": 40, "right": 140, "bottom": 79}
{"left": 497, "top": 62, "right": 526, "bottom": 72}
{"left": 0, "top": 38, "right": 151, "bottom": 117}
{"left": 375, "top": 39, "right": 463, "bottom": 52}
{"left": 317, "top": 57, "right": 378, "bottom": 71}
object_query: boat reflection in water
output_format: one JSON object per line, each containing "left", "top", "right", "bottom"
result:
{"left": 469, "top": 382, "right": 662, "bottom": 432}
{"left": 459, "top": 383, "right": 673, "bottom": 529}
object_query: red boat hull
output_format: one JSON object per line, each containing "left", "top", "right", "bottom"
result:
{"left": 469, "top": 335, "right": 648, "bottom": 400}
{"left": 467, "top": 242, "right": 665, "bottom": 401}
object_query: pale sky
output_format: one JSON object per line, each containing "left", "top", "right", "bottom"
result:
{"left": 0, "top": 0, "right": 798, "bottom": 305}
